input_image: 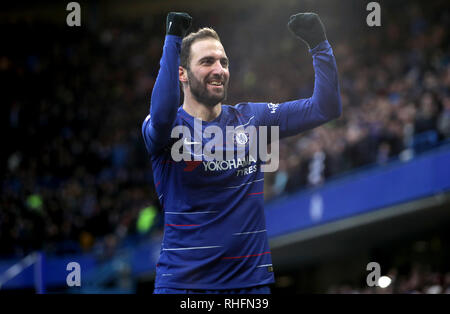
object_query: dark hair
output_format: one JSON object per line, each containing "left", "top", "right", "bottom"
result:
{"left": 180, "top": 27, "right": 221, "bottom": 70}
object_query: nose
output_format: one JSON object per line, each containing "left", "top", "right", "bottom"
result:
{"left": 211, "top": 60, "right": 226, "bottom": 75}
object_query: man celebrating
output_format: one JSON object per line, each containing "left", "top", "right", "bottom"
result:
{"left": 142, "top": 12, "right": 342, "bottom": 294}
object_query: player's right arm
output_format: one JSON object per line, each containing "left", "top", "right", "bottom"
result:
{"left": 142, "top": 12, "right": 192, "bottom": 155}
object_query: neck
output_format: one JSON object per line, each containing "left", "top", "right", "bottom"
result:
{"left": 182, "top": 91, "right": 222, "bottom": 122}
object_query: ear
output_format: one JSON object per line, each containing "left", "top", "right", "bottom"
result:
{"left": 179, "top": 66, "right": 188, "bottom": 84}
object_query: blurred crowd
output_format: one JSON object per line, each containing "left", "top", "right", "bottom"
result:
{"left": 262, "top": 3, "right": 450, "bottom": 199}
{"left": 328, "top": 266, "right": 450, "bottom": 294}
{"left": 1, "top": 1, "right": 449, "bottom": 258}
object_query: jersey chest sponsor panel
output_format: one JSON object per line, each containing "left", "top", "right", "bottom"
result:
{"left": 153, "top": 105, "right": 264, "bottom": 201}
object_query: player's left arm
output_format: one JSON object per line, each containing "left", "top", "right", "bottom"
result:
{"left": 250, "top": 13, "right": 342, "bottom": 138}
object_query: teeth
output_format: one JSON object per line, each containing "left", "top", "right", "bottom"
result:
{"left": 209, "top": 81, "right": 222, "bottom": 86}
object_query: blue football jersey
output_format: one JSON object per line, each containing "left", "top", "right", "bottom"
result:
{"left": 142, "top": 35, "right": 341, "bottom": 289}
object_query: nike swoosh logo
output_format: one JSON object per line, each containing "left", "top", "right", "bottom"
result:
{"left": 184, "top": 138, "right": 201, "bottom": 145}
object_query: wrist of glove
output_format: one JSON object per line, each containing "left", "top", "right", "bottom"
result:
{"left": 166, "top": 12, "right": 192, "bottom": 37}
{"left": 288, "top": 12, "right": 327, "bottom": 49}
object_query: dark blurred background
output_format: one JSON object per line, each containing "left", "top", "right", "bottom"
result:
{"left": 0, "top": 0, "right": 449, "bottom": 293}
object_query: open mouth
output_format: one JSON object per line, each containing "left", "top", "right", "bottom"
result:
{"left": 206, "top": 77, "right": 224, "bottom": 88}
{"left": 207, "top": 80, "right": 223, "bottom": 87}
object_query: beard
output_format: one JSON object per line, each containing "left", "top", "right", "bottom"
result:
{"left": 187, "top": 69, "right": 228, "bottom": 107}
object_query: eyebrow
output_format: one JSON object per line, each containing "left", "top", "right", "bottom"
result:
{"left": 198, "top": 56, "right": 229, "bottom": 64}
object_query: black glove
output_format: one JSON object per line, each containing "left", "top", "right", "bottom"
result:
{"left": 288, "top": 13, "right": 327, "bottom": 49}
{"left": 166, "top": 12, "right": 192, "bottom": 37}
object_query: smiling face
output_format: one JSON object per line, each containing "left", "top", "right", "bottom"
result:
{"left": 181, "top": 38, "right": 230, "bottom": 107}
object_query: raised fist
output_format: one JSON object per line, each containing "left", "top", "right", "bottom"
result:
{"left": 166, "top": 12, "right": 192, "bottom": 37}
{"left": 288, "top": 13, "right": 327, "bottom": 49}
